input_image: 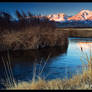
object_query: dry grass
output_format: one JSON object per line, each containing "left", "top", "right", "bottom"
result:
{"left": 0, "top": 26, "right": 68, "bottom": 50}
{"left": 0, "top": 11, "right": 68, "bottom": 51}
{"left": 56, "top": 28, "right": 92, "bottom": 38}
{"left": 6, "top": 73, "right": 92, "bottom": 90}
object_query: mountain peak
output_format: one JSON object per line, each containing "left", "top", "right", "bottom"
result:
{"left": 79, "top": 9, "right": 92, "bottom": 15}
{"left": 47, "top": 13, "right": 68, "bottom": 22}
{"left": 68, "top": 9, "right": 92, "bottom": 21}
{"left": 80, "top": 9, "right": 90, "bottom": 12}
{"left": 47, "top": 9, "right": 92, "bottom": 22}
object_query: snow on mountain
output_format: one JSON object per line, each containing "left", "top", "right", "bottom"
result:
{"left": 45, "top": 9, "right": 92, "bottom": 27}
{"left": 25, "top": 9, "right": 92, "bottom": 27}
{"left": 47, "top": 13, "right": 68, "bottom": 22}
{"left": 46, "top": 10, "right": 92, "bottom": 22}
{"left": 25, "top": 9, "right": 92, "bottom": 23}
{"left": 68, "top": 9, "right": 92, "bottom": 21}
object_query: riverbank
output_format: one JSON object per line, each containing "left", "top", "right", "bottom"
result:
{"left": 0, "top": 26, "right": 68, "bottom": 51}
{"left": 56, "top": 28, "right": 92, "bottom": 38}
{"left": 6, "top": 70, "right": 92, "bottom": 90}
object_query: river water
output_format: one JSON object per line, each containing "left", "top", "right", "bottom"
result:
{"left": 0, "top": 37, "right": 92, "bottom": 88}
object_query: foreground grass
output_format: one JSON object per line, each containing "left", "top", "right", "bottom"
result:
{"left": 6, "top": 70, "right": 92, "bottom": 90}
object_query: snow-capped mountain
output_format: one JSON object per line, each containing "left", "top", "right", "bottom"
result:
{"left": 45, "top": 9, "right": 92, "bottom": 27}
{"left": 47, "top": 13, "right": 68, "bottom": 22}
{"left": 26, "top": 9, "right": 92, "bottom": 27}
{"left": 47, "top": 10, "right": 92, "bottom": 22}
{"left": 68, "top": 9, "right": 92, "bottom": 21}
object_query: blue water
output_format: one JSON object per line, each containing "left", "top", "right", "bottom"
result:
{"left": 0, "top": 37, "right": 92, "bottom": 86}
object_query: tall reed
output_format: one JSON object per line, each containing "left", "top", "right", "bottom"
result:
{"left": 1, "top": 51, "right": 17, "bottom": 89}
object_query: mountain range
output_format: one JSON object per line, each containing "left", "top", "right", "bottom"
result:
{"left": 47, "top": 9, "right": 92, "bottom": 22}
{"left": 46, "top": 9, "right": 92, "bottom": 27}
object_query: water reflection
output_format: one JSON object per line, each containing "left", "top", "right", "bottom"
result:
{"left": 78, "top": 42, "right": 92, "bottom": 52}
{"left": 0, "top": 46, "right": 68, "bottom": 85}
{"left": 0, "top": 47, "right": 68, "bottom": 64}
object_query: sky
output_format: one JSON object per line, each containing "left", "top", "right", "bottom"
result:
{"left": 0, "top": 2, "right": 92, "bottom": 19}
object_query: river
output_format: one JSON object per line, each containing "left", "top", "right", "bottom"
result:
{"left": 0, "top": 37, "right": 92, "bottom": 88}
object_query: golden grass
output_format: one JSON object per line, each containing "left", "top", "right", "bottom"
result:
{"left": 6, "top": 66, "right": 92, "bottom": 89}
{"left": 6, "top": 72, "right": 92, "bottom": 90}
{"left": 0, "top": 26, "right": 68, "bottom": 51}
